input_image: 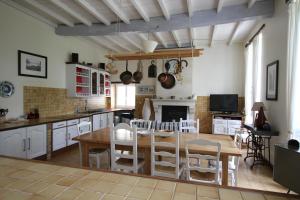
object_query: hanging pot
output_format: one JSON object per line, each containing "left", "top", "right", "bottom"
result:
{"left": 157, "top": 59, "right": 168, "bottom": 83}
{"left": 161, "top": 64, "right": 176, "bottom": 89}
{"left": 148, "top": 60, "right": 157, "bottom": 78}
{"left": 120, "top": 60, "right": 132, "bottom": 85}
{"left": 133, "top": 60, "right": 143, "bottom": 82}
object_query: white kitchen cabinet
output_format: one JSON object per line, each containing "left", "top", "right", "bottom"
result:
{"left": 53, "top": 127, "right": 66, "bottom": 151}
{"left": 92, "top": 114, "right": 101, "bottom": 131}
{"left": 107, "top": 112, "right": 114, "bottom": 127}
{"left": 0, "top": 125, "right": 47, "bottom": 159}
{"left": 0, "top": 128, "right": 27, "bottom": 158}
{"left": 27, "top": 125, "right": 47, "bottom": 159}
{"left": 67, "top": 125, "right": 79, "bottom": 146}
{"left": 100, "top": 113, "right": 107, "bottom": 129}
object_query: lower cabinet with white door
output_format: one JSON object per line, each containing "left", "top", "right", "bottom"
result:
{"left": 93, "top": 112, "right": 114, "bottom": 131}
{"left": 0, "top": 124, "right": 47, "bottom": 159}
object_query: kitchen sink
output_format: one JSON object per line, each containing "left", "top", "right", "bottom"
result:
{"left": 78, "top": 109, "right": 107, "bottom": 114}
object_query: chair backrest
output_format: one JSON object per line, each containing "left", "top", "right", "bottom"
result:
{"left": 151, "top": 130, "right": 180, "bottom": 179}
{"left": 185, "top": 139, "right": 221, "bottom": 184}
{"left": 110, "top": 123, "right": 139, "bottom": 173}
{"left": 77, "top": 121, "right": 92, "bottom": 135}
{"left": 150, "top": 121, "right": 180, "bottom": 131}
{"left": 130, "top": 119, "right": 152, "bottom": 130}
{"left": 179, "top": 118, "right": 200, "bottom": 133}
{"left": 231, "top": 129, "right": 243, "bottom": 166}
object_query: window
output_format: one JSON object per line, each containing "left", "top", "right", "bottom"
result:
{"left": 287, "top": 0, "right": 300, "bottom": 140}
{"left": 245, "top": 32, "right": 263, "bottom": 124}
{"left": 111, "top": 84, "right": 136, "bottom": 108}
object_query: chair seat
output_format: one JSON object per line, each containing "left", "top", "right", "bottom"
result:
{"left": 189, "top": 170, "right": 220, "bottom": 184}
{"left": 89, "top": 148, "right": 109, "bottom": 154}
{"left": 155, "top": 162, "right": 185, "bottom": 175}
{"left": 115, "top": 158, "right": 145, "bottom": 168}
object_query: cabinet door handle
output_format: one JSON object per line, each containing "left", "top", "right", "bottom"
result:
{"left": 23, "top": 139, "right": 26, "bottom": 152}
{"left": 28, "top": 138, "right": 31, "bottom": 150}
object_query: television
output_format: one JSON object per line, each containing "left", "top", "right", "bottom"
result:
{"left": 210, "top": 94, "right": 238, "bottom": 113}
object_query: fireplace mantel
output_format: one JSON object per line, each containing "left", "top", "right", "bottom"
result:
{"left": 152, "top": 99, "right": 196, "bottom": 122}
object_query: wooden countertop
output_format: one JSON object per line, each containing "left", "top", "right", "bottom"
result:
{"left": 0, "top": 108, "right": 122, "bottom": 132}
{"left": 0, "top": 156, "right": 298, "bottom": 199}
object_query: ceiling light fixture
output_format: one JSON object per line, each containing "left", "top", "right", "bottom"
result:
{"left": 142, "top": 33, "right": 158, "bottom": 53}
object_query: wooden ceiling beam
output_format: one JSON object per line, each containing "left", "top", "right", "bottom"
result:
{"left": 102, "top": 0, "right": 130, "bottom": 24}
{"left": 217, "top": 0, "right": 224, "bottom": 13}
{"left": 153, "top": 32, "right": 168, "bottom": 48}
{"left": 120, "top": 34, "right": 142, "bottom": 50}
{"left": 248, "top": 0, "right": 257, "bottom": 8}
{"left": 56, "top": 0, "right": 274, "bottom": 36}
{"left": 105, "top": 36, "right": 134, "bottom": 52}
{"left": 24, "top": 0, "right": 74, "bottom": 27}
{"left": 105, "top": 49, "right": 203, "bottom": 61}
{"left": 130, "top": 0, "right": 150, "bottom": 22}
{"left": 2, "top": 0, "right": 57, "bottom": 27}
{"left": 227, "top": 22, "right": 241, "bottom": 45}
{"left": 187, "top": 0, "right": 193, "bottom": 17}
{"left": 157, "top": 0, "right": 171, "bottom": 20}
{"left": 172, "top": 31, "right": 182, "bottom": 47}
{"left": 210, "top": 25, "right": 216, "bottom": 47}
{"left": 50, "top": 0, "right": 92, "bottom": 26}
{"left": 89, "top": 36, "right": 121, "bottom": 52}
{"left": 76, "top": 0, "right": 110, "bottom": 25}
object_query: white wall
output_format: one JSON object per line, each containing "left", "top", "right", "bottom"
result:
{"left": 111, "top": 44, "right": 245, "bottom": 99}
{"left": 249, "top": 0, "right": 289, "bottom": 163}
{"left": 0, "top": 3, "right": 109, "bottom": 118}
{"left": 192, "top": 43, "right": 245, "bottom": 96}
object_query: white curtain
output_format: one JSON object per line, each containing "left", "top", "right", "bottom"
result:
{"left": 286, "top": 0, "right": 300, "bottom": 140}
{"left": 245, "top": 33, "right": 263, "bottom": 125}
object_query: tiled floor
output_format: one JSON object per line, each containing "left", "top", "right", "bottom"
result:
{"left": 0, "top": 157, "right": 297, "bottom": 200}
{"left": 49, "top": 145, "right": 288, "bottom": 194}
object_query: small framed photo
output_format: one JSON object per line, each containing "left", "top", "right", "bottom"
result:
{"left": 266, "top": 60, "right": 279, "bottom": 100}
{"left": 18, "top": 50, "right": 47, "bottom": 79}
{"left": 137, "top": 85, "right": 155, "bottom": 95}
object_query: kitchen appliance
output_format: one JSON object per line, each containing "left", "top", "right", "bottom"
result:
{"left": 71, "top": 53, "right": 79, "bottom": 63}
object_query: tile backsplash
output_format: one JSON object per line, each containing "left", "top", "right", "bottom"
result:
{"left": 24, "top": 86, "right": 105, "bottom": 118}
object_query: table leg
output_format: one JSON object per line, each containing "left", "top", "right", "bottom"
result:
{"left": 222, "top": 155, "right": 229, "bottom": 186}
{"left": 81, "top": 143, "right": 89, "bottom": 167}
{"left": 143, "top": 148, "right": 151, "bottom": 175}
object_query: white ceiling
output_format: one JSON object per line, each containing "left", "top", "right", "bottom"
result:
{"left": 5, "top": 0, "right": 263, "bottom": 52}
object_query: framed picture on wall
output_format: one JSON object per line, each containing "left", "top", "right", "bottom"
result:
{"left": 18, "top": 50, "right": 47, "bottom": 79}
{"left": 266, "top": 60, "right": 279, "bottom": 100}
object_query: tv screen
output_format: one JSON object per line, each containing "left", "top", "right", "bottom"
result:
{"left": 210, "top": 94, "right": 238, "bottom": 113}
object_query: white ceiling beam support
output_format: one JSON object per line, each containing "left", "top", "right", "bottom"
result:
{"left": 105, "top": 36, "right": 133, "bottom": 52}
{"left": 56, "top": 0, "right": 274, "bottom": 36}
{"left": 1, "top": 0, "right": 57, "bottom": 27}
{"left": 210, "top": 25, "right": 216, "bottom": 47}
{"left": 157, "top": 0, "right": 170, "bottom": 20}
{"left": 24, "top": 0, "right": 74, "bottom": 27}
{"left": 227, "top": 22, "right": 241, "bottom": 45}
{"left": 190, "top": 28, "right": 195, "bottom": 44}
{"left": 89, "top": 36, "right": 121, "bottom": 52}
{"left": 120, "top": 34, "right": 142, "bottom": 49}
{"left": 50, "top": 0, "right": 91, "bottom": 26}
{"left": 248, "top": 0, "right": 257, "bottom": 8}
{"left": 172, "top": 31, "right": 181, "bottom": 47}
{"left": 187, "top": 0, "right": 193, "bottom": 17}
{"left": 153, "top": 32, "right": 168, "bottom": 48}
{"left": 130, "top": 0, "right": 150, "bottom": 22}
{"left": 217, "top": 0, "right": 224, "bottom": 13}
{"left": 76, "top": 0, "right": 110, "bottom": 25}
{"left": 102, "top": 0, "right": 130, "bottom": 24}
{"left": 137, "top": 33, "right": 147, "bottom": 41}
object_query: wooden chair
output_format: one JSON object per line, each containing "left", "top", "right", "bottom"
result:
{"left": 78, "top": 121, "right": 110, "bottom": 169}
{"left": 179, "top": 118, "right": 200, "bottom": 133}
{"left": 110, "top": 123, "right": 144, "bottom": 173}
{"left": 185, "top": 139, "right": 221, "bottom": 184}
{"left": 151, "top": 130, "right": 184, "bottom": 179}
{"left": 228, "top": 129, "right": 243, "bottom": 186}
{"left": 130, "top": 119, "right": 152, "bottom": 131}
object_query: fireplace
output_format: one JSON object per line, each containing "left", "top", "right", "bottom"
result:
{"left": 152, "top": 99, "right": 196, "bottom": 122}
{"left": 161, "top": 106, "right": 187, "bottom": 122}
